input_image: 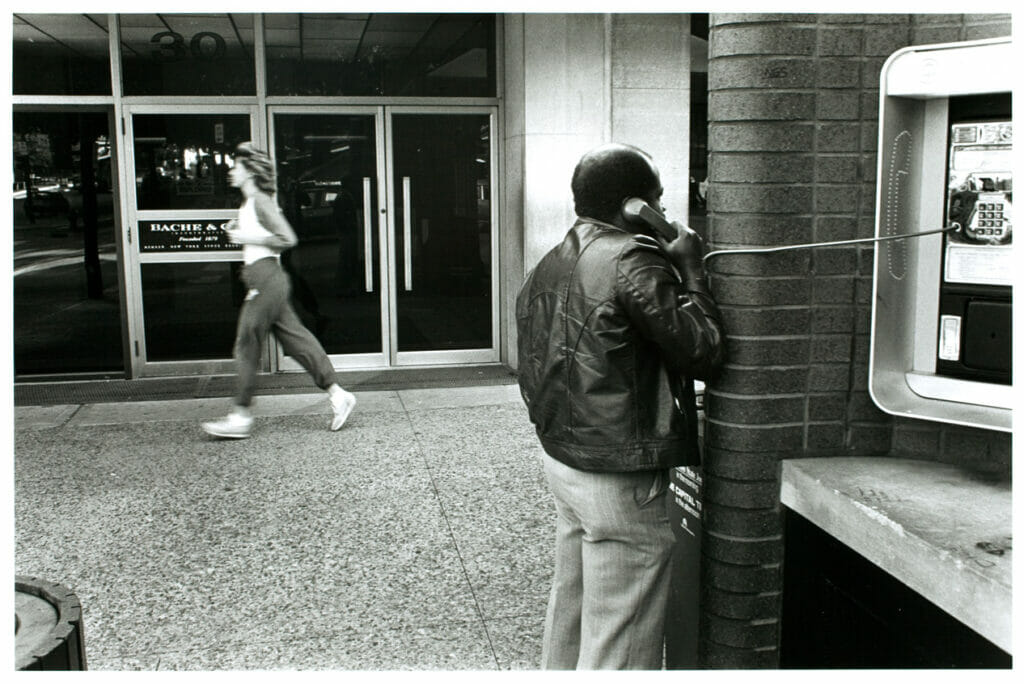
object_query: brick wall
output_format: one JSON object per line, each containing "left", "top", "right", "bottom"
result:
{"left": 700, "top": 13, "right": 1012, "bottom": 668}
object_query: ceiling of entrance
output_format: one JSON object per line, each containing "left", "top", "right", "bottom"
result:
{"left": 13, "top": 13, "right": 489, "bottom": 76}
{"left": 13, "top": 13, "right": 111, "bottom": 57}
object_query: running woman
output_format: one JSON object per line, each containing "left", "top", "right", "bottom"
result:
{"left": 202, "top": 142, "right": 356, "bottom": 439}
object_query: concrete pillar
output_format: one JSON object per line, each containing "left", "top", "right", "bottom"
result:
{"left": 610, "top": 14, "right": 692, "bottom": 229}
{"left": 503, "top": 13, "right": 695, "bottom": 367}
{"left": 518, "top": 13, "right": 608, "bottom": 271}
{"left": 506, "top": 13, "right": 694, "bottom": 273}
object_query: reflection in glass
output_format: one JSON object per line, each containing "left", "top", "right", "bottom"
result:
{"left": 688, "top": 15, "right": 709, "bottom": 238}
{"left": 273, "top": 114, "right": 383, "bottom": 355}
{"left": 119, "top": 14, "right": 255, "bottom": 96}
{"left": 133, "top": 114, "right": 251, "bottom": 210}
{"left": 13, "top": 111, "right": 124, "bottom": 375}
{"left": 392, "top": 114, "right": 492, "bottom": 352}
{"left": 141, "top": 263, "right": 244, "bottom": 362}
{"left": 265, "top": 13, "right": 495, "bottom": 96}
{"left": 12, "top": 14, "right": 112, "bottom": 95}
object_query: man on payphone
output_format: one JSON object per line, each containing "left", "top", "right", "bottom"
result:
{"left": 516, "top": 143, "right": 725, "bottom": 669}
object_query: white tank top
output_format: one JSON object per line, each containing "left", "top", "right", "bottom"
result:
{"left": 236, "top": 199, "right": 279, "bottom": 265}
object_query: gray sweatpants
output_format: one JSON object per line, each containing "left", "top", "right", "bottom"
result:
{"left": 232, "top": 257, "right": 337, "bottom": 407}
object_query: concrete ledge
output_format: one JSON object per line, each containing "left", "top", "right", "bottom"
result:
{"left": 780, "top": 456, "right": 1011, "bottom": 653}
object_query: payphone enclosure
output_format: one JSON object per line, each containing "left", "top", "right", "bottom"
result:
{"left": 870, "top": 37, "right": 1012, "bottom": 432}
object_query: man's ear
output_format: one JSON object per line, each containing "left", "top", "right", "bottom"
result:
{"left": 610, "top": 197, "right": 641, "bottom": 232}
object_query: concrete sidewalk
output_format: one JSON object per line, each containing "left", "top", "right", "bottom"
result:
{"left": 14, "top": 384, "right": 553, "bottom": 670}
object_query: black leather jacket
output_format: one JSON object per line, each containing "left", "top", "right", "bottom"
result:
{"left": 516, "top": 218, "right": 725, "bottom": 472}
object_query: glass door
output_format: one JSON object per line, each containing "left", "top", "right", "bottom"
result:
{"left": 123, "top": 105, "right": 257, "bottom": 376}
{"left": 386, "top": 108, "right": 498, "bottom": 365}
{"left": 269, "top": 106, "right": 498, "bottom": 371}
{"left": 270, "top": 108, "right": 387, "bottom": 370}
{"left": 13, "top": 109, "right": 126, "bottom": 376}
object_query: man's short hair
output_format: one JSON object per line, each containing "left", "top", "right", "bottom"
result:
{"left": 571, "top": 144, "right": 659, "bottom": 222}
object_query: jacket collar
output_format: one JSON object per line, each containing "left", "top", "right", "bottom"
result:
{"left": 574, "top": 216, "right": 629, "bottom": 234}
{"left": 575, "top": 216, "right": 660, "bottom": 242}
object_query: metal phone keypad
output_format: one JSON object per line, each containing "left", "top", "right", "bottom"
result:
{"left": 966, "top": 193, "right": 1012, "bottom": 243}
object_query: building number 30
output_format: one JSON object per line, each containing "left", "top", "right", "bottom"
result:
{"left": 150, "top": 31, "right": 227, "bottom": 61}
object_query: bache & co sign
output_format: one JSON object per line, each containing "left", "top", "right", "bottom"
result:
{"left": 139, "top": 219, "right": 239, "bottom": 252}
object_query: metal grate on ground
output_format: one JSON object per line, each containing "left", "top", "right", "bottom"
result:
{"left": 14, "top": 365, "right": 518, "bottom": 407}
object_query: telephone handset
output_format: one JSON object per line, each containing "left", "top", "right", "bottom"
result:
{"left": 624, "top": 196, "right": 960, "bottom": 265}
{"left": 621, "top": 197, "right": 678, "bottom": 241}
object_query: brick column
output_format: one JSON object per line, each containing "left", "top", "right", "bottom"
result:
{"left": 702, "top": 14, "right": 833, "bottom": 667}
{"left": 699, "top": 13, "right": 1012, "bottom": 668}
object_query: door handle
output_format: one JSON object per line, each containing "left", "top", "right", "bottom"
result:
{"left": 362, "top": 177, "right": 373, "bottom": 293}
{"left": 402, "top": 176, "right": 412, "bottom": 291}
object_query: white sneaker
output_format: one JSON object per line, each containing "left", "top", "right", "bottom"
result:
{"left": 330, "top": 389, "right": 357, "bottom": 431}
{"left": 201, "top": 410, "right": 253, "bottom": 439}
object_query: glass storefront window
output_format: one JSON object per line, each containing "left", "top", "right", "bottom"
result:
{"left": 119, "top": 14, "right": 255, "bottom": 96}
{"left": 13, "top": 111, "right": 124, "bottom": 375}
{"left": 12, "top": 14, "right": 112, "bottom": 95}
{"left": 132, "top": 114, "right": 252, "bottom": 210}
{"left": 265, "top": 13, "right": 496, "bottom": 97}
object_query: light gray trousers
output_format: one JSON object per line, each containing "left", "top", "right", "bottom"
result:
{"left": 232, "top": 257, "right": 337, "bottom": 407}
{"left": 540, "top": 452, "right": 676, "bottom": 669}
